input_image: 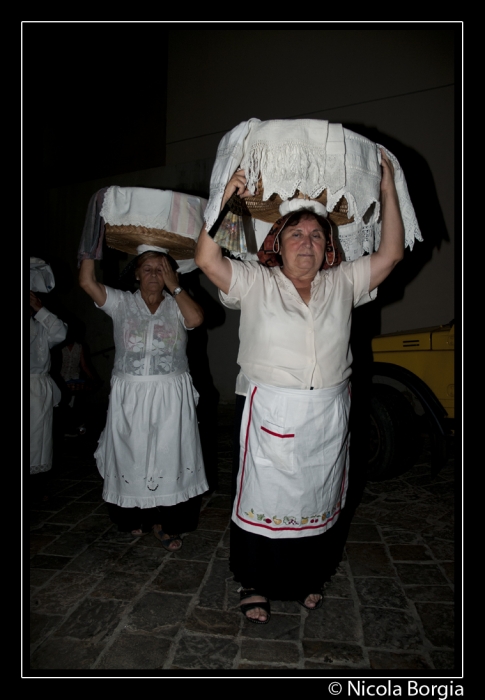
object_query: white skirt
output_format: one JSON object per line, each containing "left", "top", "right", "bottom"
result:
{"left": 30, "top": 374, "right": 54, "bottom": 474}
{"left": 95, "top": 371, "right": 208, "bottom": 508}
{"left": 232, "top": 378, "right": 351, "bottom": 539}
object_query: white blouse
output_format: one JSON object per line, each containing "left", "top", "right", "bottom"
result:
{"left": 220, "top": 256, "right": 376, "bottom": 391}
{"left": 30, "top": 307, "right": 68, "bottom": 375}
{"left": 97, "top": 287, "right": 191, "bottom": 377}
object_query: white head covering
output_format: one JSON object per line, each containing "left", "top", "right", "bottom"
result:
{"left": 30, "top": 258, "right": 55, "bottom": 293}
{"left": 279, "top": 199, "right": 328, "bottom": 218}
{"left": 136, "top": 244, "right": 169, "bottom": 255}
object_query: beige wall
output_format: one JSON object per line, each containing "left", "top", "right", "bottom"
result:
{"left": 46, "top": 27, "right": 457, "bottom": 403}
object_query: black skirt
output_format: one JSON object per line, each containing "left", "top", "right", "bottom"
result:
{"left": 106, "top": 495, "right": 202, "bottom": 534}
{"left": 229, "top": 518, "right": 344, "bottom": 601}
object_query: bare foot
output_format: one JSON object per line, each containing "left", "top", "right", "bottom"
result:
{"left": 240, "top": 591, "right": 270, "bottom": 623}
{"left": 303, "top": 593, "right": 323, "bottom": 609}
{"left": 153, "top": 524, "right": 182, "bottom": 551}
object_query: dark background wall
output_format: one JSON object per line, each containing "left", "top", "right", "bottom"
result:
{"left": 24, "top": 23, "right": 459, "bottom": 403}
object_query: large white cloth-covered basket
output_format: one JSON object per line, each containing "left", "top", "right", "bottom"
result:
{"left": 204, "top": 118, "right": 422, "bottom": 262}
{"left": 100, "top": 187, "right": 207, "bottom": 274}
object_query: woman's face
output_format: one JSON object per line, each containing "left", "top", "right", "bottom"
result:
{"left": 136, "top": 255, "right": 165, "bottom": 295}
{"left": 280, "top": 215, "right": 326, "bottom": 275}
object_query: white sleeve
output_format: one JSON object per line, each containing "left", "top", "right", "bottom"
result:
{"left": 33, "top": 307, "right": 67, "bottom": 348}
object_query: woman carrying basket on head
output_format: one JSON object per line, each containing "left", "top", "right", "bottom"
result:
{"left": 79, "top": 246, "right": 208, "bottom": 550}
{"left": 195, "top": 149, "right": 404, "bottom": 623}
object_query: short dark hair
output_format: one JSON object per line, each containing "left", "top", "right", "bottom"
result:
{"left": 282, "top": 209, "right": 331, "bottom": 236}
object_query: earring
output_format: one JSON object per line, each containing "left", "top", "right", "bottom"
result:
{"left": 272, "top": 234, "right": 280, "bottom": 254}
{"left": 325, "top": 232, "right": 336, "bottom": 267}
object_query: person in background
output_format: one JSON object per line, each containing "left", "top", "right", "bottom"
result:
{"left": 79, "top": 247, "right": 209, "bottom": 550}
{"left": 30, "top": 290, "right": 67, "bottom": 477}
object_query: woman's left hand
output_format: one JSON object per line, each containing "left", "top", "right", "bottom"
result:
{"left": 160, "top": 256, "right": 180, "bottom": 293}
{"left": 380, "top": 148, "right": 397, "bottom": 194}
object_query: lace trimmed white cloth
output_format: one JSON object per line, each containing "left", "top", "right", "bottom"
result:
{"left": 100, "top": 187, "right": 207, "bottom": 241}
{"left": 204, "top": 118, "right": 422, "bottom": 262}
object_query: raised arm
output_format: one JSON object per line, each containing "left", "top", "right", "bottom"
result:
{"left": 369, "top": 150, "right": 405, "bottom": 292}
{"left": 79, "top": 259, "right": 107, "bottom": 307}
{"left": 195, "top": 169, "right": 251, "bottom": 294}
{"left": 159, "top": 256, "right": 204, "bottom": 329}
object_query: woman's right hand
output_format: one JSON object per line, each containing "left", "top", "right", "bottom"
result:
{"left": 222, "top": 169, "right": 252, "bottom": 208}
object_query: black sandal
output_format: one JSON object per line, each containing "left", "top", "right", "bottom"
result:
{"left": 239, "top": 588, "right": 271, "bottom": 625}
{"left": 297, "top": 591, "right": 324, "bottom": 611}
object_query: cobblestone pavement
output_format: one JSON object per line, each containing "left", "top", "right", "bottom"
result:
{"left": 27, "top": 403, "right": 458, "bottom": 676}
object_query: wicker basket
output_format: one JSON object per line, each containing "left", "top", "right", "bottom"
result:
{"left": 105, "top": 224, "right": 197, "bottom": 259}
{"left": 228, "top": 178, "right": 354, "bottom": 227}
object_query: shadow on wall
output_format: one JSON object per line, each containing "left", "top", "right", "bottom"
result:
{"left": 344, "top": 124, "right": 449, "bottom": 321}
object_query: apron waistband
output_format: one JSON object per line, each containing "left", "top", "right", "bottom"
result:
{"left": 112, "top": 369, "right": 186, "bottom": 383}
{"left": 249, "top": 377, "right": 349, "bottom": 399}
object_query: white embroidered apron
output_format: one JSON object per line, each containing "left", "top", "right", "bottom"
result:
{"left": 232, "top": 378, "right": 351, "bottom": 539}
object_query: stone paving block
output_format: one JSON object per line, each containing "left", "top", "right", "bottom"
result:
{"left": 90, "top": 571, "right": 149, "bottom": 600}
{"left": 197, "top": 507, "right": 231, "bottom": 531}
{"left": 113, "top": 545, "right": 168, "bottom": 575}
{"left": 441, "top": 562, "right": 454, "bottom": 584}
{"left": 125, "top": 591, "right": 189, "bottom": 637}
{"left": 54, "top": 598, "right": 128, "bottom": 644}
{"left": 171, "top": 634, "right": 239, "bottom": 670}
{"left": 30, "top": 612, "right": 63, "bottom": 646}
{"left": 368, "top": 649, "right": 432, "bottom": 669}
{"left": 302, "top": 640, "right": 364, "bottom": 664}
{"left": 95, "top": 526, "right": 137, "bottom": 544}
{"left": 29, "top": 523, "right": 71, "bottom": 537}
{"left": 270, "top": 599, "right": 301, "bottom": 613}
{"left": 347, "top": 524, "right": 382, "bottom": 542}
{"left": 208, "top": 495, "right": 232, "bottom": 510}
{"left": 46, "top": 502, "right": 100, "bottom": 524}
{"left": 415, "top": 602, "right": 454, "bottom": 648}
{"left": 303, "top": 599, "right": 360, "bottom": 642}
{"left": 65, "top": 543, "right": 127, "bottom": 574}
{"left": 389, "top": 544, "right": 432, "bottom": 561}
{"left": 303, "top": 660, "right": 359, "bottom": 669}
{"left": 360, "top": 607, "right": 423, "bottom": 651}
{"left": 30, "top": 554, "right": 72, "bottom": 570}
{"left": 42, "top": 532, "right": 97, "bottom": 556}
{"left": 394, "top": 563, "right": 450, "bottom": 586}
{"left": 198, "top": 558, "right": 232, "bottom": 609}
{"left": 149, "top": 559, "right": 208, "bottom": 594}
{"left": 380, "top": 529, "right": 423, "bottom": 544}
{"left": 172, "top": 530, "right": 222, "bottom": 562}
{"left": 237, "top": 662, "right": 297, "bottom": 670}
{"left": 185, "top": 607, "right": 241, "bottom": 636}
{"left": 70, "top": 514, "right": 113, "bottom": 536}
{"left": 241, "top": 613, "right": 301, "bottom": 641}
{"left": 30, "top": 637, "right": 105, "bottom": 670}
{"left": 76, "top": 485, "right": 105, "bottom": 503}
{"left": 30, "top": 571, "right": 101, "bottom": 614}
{"left": 30, "top": 569, "right": 57, "bottom": 588}
{"left": 96, "top": 630, "right": 172, "bottom": 670}
{"left": 240, "top": 639, "right": 299, "bottom": 664}
{"left": 30, "top": 534, "right": 57, "bottom": 556}
{"left": 324, "top": 575, "right": 353, "bottom": 599}
{"left": 354, "top": 577, "right": 409, "bottom": 609}
{"left": 403, "top": 585, "right": 454, "bottom": 603}
{"left": 422, "top": 521, "right": 455, "bottom": 541}
{"left": 430, "top": 649, "right": 456, "bottom": 670}
{"left": 423, "top": 537, "right": 454, "bottom": 560}
{"left": 346, "top": 543, "right": 394, "bottom": 577}
{"left": 30, "top": 496, "right": 74, "bottom": 513}
{"left": 55, "top": 482, "right": 96, "bottom": 499}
